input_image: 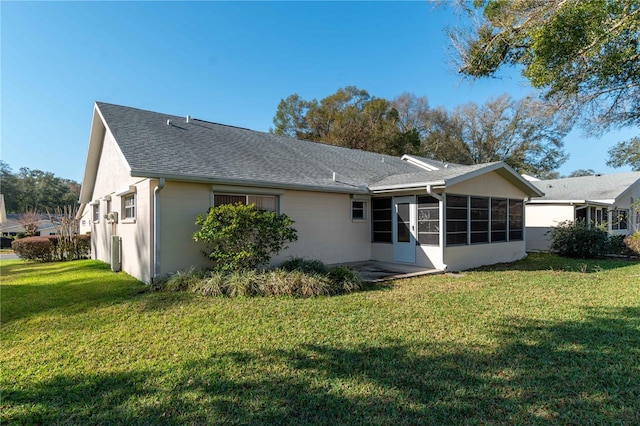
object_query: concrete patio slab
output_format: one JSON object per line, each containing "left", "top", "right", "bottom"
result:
{"left": 334, "top": 260, "right": 443, "bottom": 283}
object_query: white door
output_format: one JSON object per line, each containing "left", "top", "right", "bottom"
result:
{"left": 393, "top": 196, "right": 416, "bottom": 263}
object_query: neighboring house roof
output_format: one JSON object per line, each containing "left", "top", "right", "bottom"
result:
{"left": 80, "top": 102, "right": 543, "bottom": 201}
{"left": 0, "top": 214, "right": 58, "bottom": 233}
{"left": 529, "top": 172, "right": 640, "bottom": 204}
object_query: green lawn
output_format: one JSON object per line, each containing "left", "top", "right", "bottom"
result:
{"left": 2, "top": 254, "right": 639, "bottom": 425}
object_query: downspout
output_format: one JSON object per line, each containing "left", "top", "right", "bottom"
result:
{"left": 427, "top": 185, "right": 447, "bottom": 272}
{"left": 153, "top": 178, "right": 166, "bottom": 281}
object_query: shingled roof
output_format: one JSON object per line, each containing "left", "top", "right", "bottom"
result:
{"left": 530, "top": 172, "right": 640, "bottom": 203}
{"left": 83, "top": 102, "right": 541, "bottom": 197}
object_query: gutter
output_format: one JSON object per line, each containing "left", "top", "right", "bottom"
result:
{"left": 153, "top": 178, "right": 166, "bottom": 280}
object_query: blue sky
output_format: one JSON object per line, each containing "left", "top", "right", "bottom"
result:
{"left": 2, "top": 1, "right": 636, "bottom": 183}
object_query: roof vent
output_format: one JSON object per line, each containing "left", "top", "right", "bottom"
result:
{"left": 167, "top": 119, "right": 171, "bottom": 125}
{"left": 186, "top": 115, "right": 191, "bottom": 123}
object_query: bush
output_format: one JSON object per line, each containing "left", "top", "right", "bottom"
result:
{"left": 608, "top": 234, "right": 637, "bottom": 256}
{"left": 548, "top": 220, "right": 610, "bottom": 258}
{"left": 1, "top": 236, "right": 13, "bottom": 249}
{"left": 12, "top": 237, "right": 53, "bottom": 262}
{"left": 11, "top": 234, "right": 91, "bottom": 262}
{"left": 624, "top": 232, "right": 640, "bottom": 255}
{"left": 193, "top": 203, "right": 298, "bottom": 272}
{"left": 154, "top": 260, "right": 362, "bottom": 298}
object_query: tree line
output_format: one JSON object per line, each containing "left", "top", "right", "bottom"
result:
{"left": 271, "top": 87, "right": 573, "bottom": 178}
{"left": 271, "top": 0, "right": 640, "bottom": 176}
{"left": 1, "top": 161, "right": 81, "bottom": 214}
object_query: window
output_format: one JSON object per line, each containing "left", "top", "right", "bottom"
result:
{"left": 612, "top": 209, "right": 629, "bottom": 230}
{"left": 446, "top": 195, "right": 468, "bottom": 246}
{"left": 351, "top": 200, "right": 366, "bottom": 220}
{"left": 213, "top": 193, "right": 278, "bottom": 212}
{"left": 417, "top": 195, "right": 439, "bottom": 245}
{"left": 508, "top": 200, "right": 523, "bottom": 240}
{"left": 491, "top": 198, "right": 507, "bottom": 242}
{"left": 123, "top": 194, "right": 136, "bottom": 219}
{"left": 371, "top": 197, "right": 392, "bottom": 243}
{"left": 92, "top": 203, "right": 100, "bottom": 222}
{"left": 445, "top": 195, "right": 524, "bottom": 246}
{"left": 470, "top": 197, "right": 489, "bottom": 244}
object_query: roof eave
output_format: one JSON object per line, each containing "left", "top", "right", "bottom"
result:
{"left": 369, "top": 181, "right": 446, "bottom": 193}
{"left": 129, "top": 170, "right": 370, "bottom": 195}
{"left": 527, "top": 199, "right": 613, "bottom": 206}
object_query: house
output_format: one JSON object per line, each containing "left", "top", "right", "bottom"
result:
{"left": 0, "top": 213, "right": 59, "bottom": 237}
{"left": 78, "top": 102, "right": 543, "bottom": 283}
{"left": 525, "top": 172, "right": 640, "bottom": 251}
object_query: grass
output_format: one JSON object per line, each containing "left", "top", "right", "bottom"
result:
{"left": 2, "top": 253, "right": 639, "bottom": 424}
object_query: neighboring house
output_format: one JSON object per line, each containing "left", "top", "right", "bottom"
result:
{"left": 0, "top": 213, "right": 59, "bottom": 237}
{"left": 525, "top": 172, "right": 640, "bottom": 251}
{"left": 79, "top": 102, "right": 543, "bottom": 283}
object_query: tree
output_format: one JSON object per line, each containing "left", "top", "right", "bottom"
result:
{"left": 270, "top": 86, "right": 414, "bottom": 154}
{"left": 0, "top": 161, "right": 20, "bottom": 212}
{"left": 0, "top": 163, "right": 81, "bottom": 213}
{"left": 420, "top": 94, "right": 570, "bottom": 175}
{"left": 569, "top": 169, "right": 596, "bottom": 177}
{"left": 606, "top": 137, "right": 640, "bottom": 171}
{"left": 193, "top": 203, "right": 298, "bottom": 272}
{"left": 449, "top": 0, "right": 640, "bottom": 133}
{"left": 449, "top": 0, "right": 640, "bottom": 171}
{"left": 18, "top": 208, "right": 41, "bottom": 237}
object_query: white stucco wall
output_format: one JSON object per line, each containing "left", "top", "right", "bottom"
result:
{"left": 273, "top": 190, "right": 372, "bottom": 264}
{"left": 157, "top": 181, "right": 214, "bottom": 276}
{"left": 525, "top": 203, "right": 575, "bottom": 251}
{"left": 155, "top": 184, "right": 373, "bottom": 278}
{"left": 88, "top": 130, "right": 153, "bottom": 282}
{"left": 447, "top": 171, "right": 527, "bottom": 199}
{"left": 613, "top": 180, "right": 640, "bottom": 235}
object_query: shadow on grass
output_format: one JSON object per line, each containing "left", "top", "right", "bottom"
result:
{"left": 1, "top": 260, "right": 146, "bottom": 324}
{"left": 4, "top": 307, "right": 639, "bottom": 424}
{"left": 472, "top": 252, "right": 640, "bottom": 273}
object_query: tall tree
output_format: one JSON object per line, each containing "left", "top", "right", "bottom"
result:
{"left": 421, "top": 94, "right": 570, "bottom": 175}
{"left": 0, "top": 162, "right": 81, "bottom": 213}
{"left": 271, "top": 86, "right": 413, "bottom": 154}
{"left": 606, "top": 137, "right": 640, "bottom": 171}
{"left": 569, "top": 169, "right": 597, "bottom": 177}
{"left": 448, "top": 0, "right": 640, "bottom": 171}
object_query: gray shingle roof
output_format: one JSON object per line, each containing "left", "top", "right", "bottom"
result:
{"left": 97, "top": 102, "right": 427, "bottom": 193}
{"left": 370, "top": 163, "right": 496, "bottom": 189}
{"left": 531, "top": 172, "right": 640, "bottom": 201}
{"left": 94, "top": 102, "right": 540, "bottom": 196}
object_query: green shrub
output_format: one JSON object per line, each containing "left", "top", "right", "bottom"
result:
{"left": 162, "top": 267, "right": 207, "bottom": 292}
{"left": 11, "top": 235, "right": 91, "bottom": 262}
{"left": 548, "top": 220, "right": 610, "bottom": 258}
{"left": 154, "top": 260, "right": 362, "bottom": 298}
{"left": 12, "top": 237, "right": 53, "bottom": 262}
{"left": 608, "top": 234, "right": 637, "bottom": 256}
{"left": 279, "top": 258, "right": 329, "bottom": 274}
{"left": 624, "top": 232, "right": 640, "bottom": 255}
{"left": 193, "top": 203, "right": 298, "bottom": 272}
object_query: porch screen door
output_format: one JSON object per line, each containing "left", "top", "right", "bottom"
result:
{"left": 393, "top": 196, "right": 416, "bottom": 263}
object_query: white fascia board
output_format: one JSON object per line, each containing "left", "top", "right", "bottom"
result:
{"left": 401, "top": 155, "right": 439, "bottom": 171}
{"left": 527, "top": 199, "right": 612, "bottom": 206}
{"left": 369, "top": 180, "right": 446, "bottom": 193}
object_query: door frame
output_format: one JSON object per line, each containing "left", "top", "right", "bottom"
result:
{"left": 393, "top": 196, "right": 416, "bottom": 263}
